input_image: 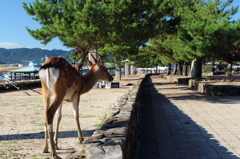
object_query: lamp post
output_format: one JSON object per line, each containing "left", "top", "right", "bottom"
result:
{"left": 131, "top": 62, "right": 135, "bottom": 75}
{"left": 125, "top": 59, "right": 130, "bottom": 77}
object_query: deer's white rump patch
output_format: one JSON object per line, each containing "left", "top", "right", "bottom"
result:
{"left": 39, "top": 67, "right": 59, "bottom": 90}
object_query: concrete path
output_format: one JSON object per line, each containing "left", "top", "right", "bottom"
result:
{"left": 135, "top": 75, "right": 240, "bottom": 159}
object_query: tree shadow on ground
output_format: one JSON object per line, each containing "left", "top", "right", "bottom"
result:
{"left": 0, "top": 130, "right": 94, "bottom": 141}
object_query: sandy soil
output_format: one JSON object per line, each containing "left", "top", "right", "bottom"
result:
{"left": 0, "top": 67, "right": 25, "bottom": 72}
{"left": 0, "top": 75, "right": 143, "bottom": 159}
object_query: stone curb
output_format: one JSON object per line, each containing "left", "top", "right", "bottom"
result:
{"left": 159, "top": 74, "right": 195, "bottom": 84}
{"left": 73, "top": 75, "right": 147, "bottom": 159}
{"left": 160, "top": 74, "right": 240, "bottom": 96}
{"left": 189, "top": 79, "right": 240, "bottom": 96}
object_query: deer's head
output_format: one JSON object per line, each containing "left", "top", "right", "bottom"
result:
{"left": 86, "top": 55, "right": 113, "bottom": 82}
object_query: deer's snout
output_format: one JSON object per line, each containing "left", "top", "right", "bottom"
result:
{"left": 109, "top": 76, "right": 114, "bottom": 82}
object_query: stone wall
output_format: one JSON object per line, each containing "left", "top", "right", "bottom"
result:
{"left": 73, "top": 76, "right": 147, "bottom": 159}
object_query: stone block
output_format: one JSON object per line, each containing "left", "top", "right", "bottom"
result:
{"left": 75, "top": 142, "right": 102, "bottom": 156}
{"left": 106, "top": 108, "right": 120, "bottom": 116}
{"left": 84, "top": 134, "right": 104, "bottom": 142}
{"left": 102, "top": 144, "right": 123, "bottom": 159}
{"left": 86, "top": 145, "right": 105, "bottom": 159}
{"left": 188, "top": 78, "right": 240, "bottom": 96}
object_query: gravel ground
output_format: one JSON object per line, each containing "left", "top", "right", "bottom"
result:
{"left": 0, "top": 75, "right": 143, "bottom": 159}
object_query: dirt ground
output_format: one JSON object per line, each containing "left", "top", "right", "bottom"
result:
{"left": 0, "top": 75, "right": 143, "bottom": 159}
{"left": 0, "top": 67, "right": 25, "bottom": 72}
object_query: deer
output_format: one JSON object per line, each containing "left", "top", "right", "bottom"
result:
{"left": 38, "top": 55, "right": 113, "bottom": 159}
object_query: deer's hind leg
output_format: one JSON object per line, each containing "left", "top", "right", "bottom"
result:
{"left": 41, "top": 81, "right": 51, "bottom": 153}
{"left": 54, "top": 104, "right": 62, "bottom": 149}
{"left": 44, "top": 93, "right": 65, "bottom": 159}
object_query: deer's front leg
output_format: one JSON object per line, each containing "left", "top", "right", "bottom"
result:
{"left": 54, "top": 104, "right": 62, "bottom": 149}
{"left": 72, "top": 95, "right": 84, "bottom": 143}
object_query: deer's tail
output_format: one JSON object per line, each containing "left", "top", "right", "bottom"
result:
{"left": 39, "top": 65, "right": 59, "bottom": 91}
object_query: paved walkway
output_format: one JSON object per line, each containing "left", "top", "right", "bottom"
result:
{"left": 135, "top": 75, "right": 240, "bottom": 159}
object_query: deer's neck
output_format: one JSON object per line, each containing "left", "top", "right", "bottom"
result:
{"left": 80, "top": 69, "right": 99, "bottom": 94}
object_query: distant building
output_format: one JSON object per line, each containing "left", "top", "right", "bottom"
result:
{"left": 28, "top": 61, "right": 41, "bottom": 67}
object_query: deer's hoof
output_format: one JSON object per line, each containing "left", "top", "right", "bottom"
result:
{"left": 42, "top": 148, "right": 49, "bottom": 153}
{"left": 79, "top": 138, "right": 84, "bottom": 143}
{"left": 55, "top": 144, "right": 59, "bottom": 150}
{"left": 53, "top": 154, "right": 62, "bottom": 159}
{"left": 51, "top": 152, "right": 62, "bottom": 159}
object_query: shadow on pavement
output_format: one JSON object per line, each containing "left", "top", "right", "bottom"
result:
{"left": 154, "top": 82, "right": 240, "bottom": 104}
{"left": 135, "top": 75, "right": 239, "bottom": 159}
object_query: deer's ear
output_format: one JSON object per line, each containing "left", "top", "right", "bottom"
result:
{"left": 86, "top": 59, "right": 93, "bottom": 68}
{"left": 97, "top": 56, "right": 104, "bottom": 66}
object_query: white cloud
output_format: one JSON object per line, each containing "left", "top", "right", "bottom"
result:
{"left": 0, "top": 42, "right": 24, "bottom": 49}
{"left": 0, "top": 42, "right": 49, "bottom": 50}
{"left": 0, "top": 42, "right": 71, "bottom": 51}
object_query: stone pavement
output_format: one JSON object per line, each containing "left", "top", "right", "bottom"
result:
{"left": 135, "top": 75, "right": 240, "bottom": 159}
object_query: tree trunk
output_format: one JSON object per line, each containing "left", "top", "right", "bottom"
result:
{"left": 190, "top": 58, "right": 202, "bottom": 78}
{"left": 227, "top": 63, "right": 232, "bottom": 71}
{"left": 115, "top": 56, "right": 121, "bottom": 80}
{"left": 173, "top": 63, "right": 177, "bottom": 75}
{"left": 77, "top": 50, "right": 88, "bottom": 75}
{"left": 182, "top": 62, "right": 188, "bottom": 76}
{"left": 219, "top": 62, "right": 222, "bottom": 70}
{"left": 167, "top": 64, "right": 171, "bottom": 75}
{"left": 188, "top": 65, "right": 191, "bottom": 76}
{"left": 211, "top": 58, "right": 215, "bottom": 65}
{"left": 177, "top": 62, "right": 182, "bottom": 75}
{"left": 76, "top": 45, "right": 91, "bottom": 74}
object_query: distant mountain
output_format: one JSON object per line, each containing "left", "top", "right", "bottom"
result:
{"left": 0, "top": 48, "right": 74, "bottom": 64}
{"left": 0, "top": 60, "right": 6, "bottom": 64}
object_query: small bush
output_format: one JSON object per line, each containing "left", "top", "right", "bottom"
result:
{"left": 202, "top": 66, "right": 214, "bottom": 73}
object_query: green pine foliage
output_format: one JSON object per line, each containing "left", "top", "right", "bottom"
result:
{"left": 130, "top": 48, "right": 163, "bottom": 68}
{"left": 22, "top": 0, "right": 240, "bottom": 75}
{"left": 147, "top": 0, "right": 239, "bottom": 64}
{"left": 23, "top": 0, "right": 179, "bottom": 58}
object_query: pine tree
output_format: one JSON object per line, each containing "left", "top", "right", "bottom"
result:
{"left": 23, "top": 0, "right": 175, "bottom": 72}
{"left": 205, "top": 19, "right": 240, "bottom": 70}
{"left": 147, "top": 0, "right": 238, "bottom": 77}
{"left": 98, "top": 44, "right": 138, "bottom": 80}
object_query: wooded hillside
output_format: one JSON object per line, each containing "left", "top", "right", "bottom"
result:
{"left": 0, "top": 48, "right": 73, "bottom": 64}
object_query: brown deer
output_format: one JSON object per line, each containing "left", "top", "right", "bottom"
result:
{"left": 39, "top": 56, "right": 113, "bottom": 158}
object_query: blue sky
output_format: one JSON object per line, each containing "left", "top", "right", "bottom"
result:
{"left": 0, "top": 0, "right": 240, "bottom": 51}
{"left": 0, "top": 0, "right": 71, "bottom": 51}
